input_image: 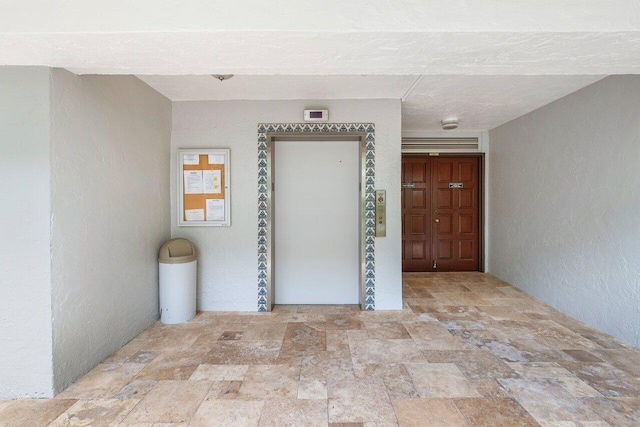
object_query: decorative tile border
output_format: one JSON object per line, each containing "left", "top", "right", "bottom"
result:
{"left": 257, "top": 123, "right": 376, "bottom": 311}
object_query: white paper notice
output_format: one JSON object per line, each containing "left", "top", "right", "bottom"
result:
{"left": 203, "top": 169, "right": 222, "bottom": 194}
{"left": 185, "top": 209, "right": 204, "bottom": 221}
{"left": 183, "top": 154, "right": 200, "bottom": 165}
{"left": 184, "top": 170, "right": 204, "bottom": 194}
{"left": 206, "top": 199, "right": 225, "bottom": 221}
{"left": 208, "top": 154, "right": 225, "bottom": 164}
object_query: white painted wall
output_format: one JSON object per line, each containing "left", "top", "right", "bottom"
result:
{"left": 171, "top": 99, "right": 402, "bottom": 310}
{"left": 50, "top": 69, "right": 172, "bottom": 392}
{"left": 489, "top": 75, "right": 640, "bottom": 348}
{"left": 274, "top": 139, "right": 360, "bottom": 304}
{"left": 0, "top": 67, "right": 54, "bottom": 398}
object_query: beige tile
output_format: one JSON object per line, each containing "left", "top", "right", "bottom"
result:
{"left": 258, "top": 398, "right": 327, "bottom": 426}
{"left": 103, "top": 339, "right": 148, "bottom": 363}
{"left": 57, "top": 363, "right": 146, "bottom": 399}
{"left": 122, "top": 380, "right": 211, "bottom": 423}
{"left": 5, "top": 273, "right": 640, "bottom": 427}
{"left": 138, "top": 327, "right": 202, "bottom": 351}
{"left": 446, "top": 350, "right": 518, "bottom": 381}
{"left": 453, "top": 397, "right": 539, "bottom": 427}
{"left": 525, "top": 320, "right": 602, "bottom": 351}
{"left": 353, "top": 363, "right": 418, "bottom": 399}
{"left": 328, "top": 379, "right": 396, "bottom": 424}
{"left": 324, "top": 314, "right": 364, "bottom": 330}
{"left": 241, "top": 323, "right": 287, "bottom": 341}
{"left": 364, "top": 321, "right": 411, "bottom": 339}
{"left": 584, "top": 397, "right": 640, "bottom": 425}
{"left": 135, "top": 350, "right": 206, "bottom": 381}
{"left": 561, "top": 350, "right": 604, "bottom": 363}
{"left": 349, "top": 339, "right": 427, "bottom": 365}
{"left": 298, "top": 377, "right": 328, "bottom": 399}
{"left": 405, "top": 363, "right": 481, "bottom": 398}
{"left": 188, "top": 399, "right": 264, "bottom": 427}
{"left": 403, "top": 322, "right": 465, "bottom": 350}
{"left": 204, "top": 340, "right": 282, "bottom": 365}
{"left": 0, "top": 399, "right": 76, "bottom": 427}
{"left": 469, "top": 379, "right": 513, "bottom": 399}
{"left": 498, "top": 378, "right": 605, "bottom": 424}
{"left": 114, "top": 379, "right": 158, "bottom": 400}
{"left": 281, "top": 323, "right": 326, "bottom": 353}
{"left": 555, "top": 377, "right": 603, "bottom": 398}
{"left": 237, "top": 365, "right": 300, "bottom": 399}
{"left": 219, "top": 330, "right": 244, "bottom": 340}
{"left": 482, "top": 338, "right": 563, "bottom": 363}
{"left": 49, "top": 398, "right": 138, "bottom": 427}
{"left": 208, "top": 381, "right": 243, "bottom": 399}
{"left": 590, "top": 349, "right": 640, "bottom": 376}
{"left": 301, "top": 351, "right": 355, "bottom": 382}
{"left": 507, "top": 362, "right": 575, "bottom": 378}
{"left": 189, "top": 364, "right": 249, "bottom": 381}
{"left": 477, "top": 305, "right": 532, "bottom": 322}
{"left": 326, "top": 330, "right": 352, "bottom": 357}
{"left": 392, "top": 398, "right": 469, "bottom": 427}
{"left": 560, "top": 362, "right": 640, "bottom": 397}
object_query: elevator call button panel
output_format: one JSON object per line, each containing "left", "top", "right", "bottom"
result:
{"left": 375, "top": 190, "right": 386, "bottom": 237}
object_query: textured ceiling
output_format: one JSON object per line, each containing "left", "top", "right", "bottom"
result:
{"left": 136, "top": 75, "right": 417, "bottom": 101}
{"left": 401, "top": 75, "right": 605, "bottom": 131}
{"left": 1, "top": 1, "right": 636, "bottom": 130}
{"left": 138, "top": 74, "right": 605, "bottom": 131}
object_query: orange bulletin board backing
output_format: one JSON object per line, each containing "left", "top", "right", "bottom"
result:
{"left": 178, "top": 149, "right": 230, "bottom": 226}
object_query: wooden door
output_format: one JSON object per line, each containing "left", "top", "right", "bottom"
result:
{"left": 402, "top": 157, "right": 432, "bottom": 272}
{"left": 402, "top": 156, "right": 481, "bottom": 272}
{"left": 431, "top": 157, "right": 480, "bottom": 271}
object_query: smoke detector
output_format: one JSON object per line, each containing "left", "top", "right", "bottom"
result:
{"left": 211, "top": 74, "right": 234, "bottom": 81}
{"left": 441, "top": 117, "right": 459, "bottom": 130}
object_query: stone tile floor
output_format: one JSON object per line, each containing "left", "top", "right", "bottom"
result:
{"left": 2, "top": 273, "right": 640, "bottom": 426}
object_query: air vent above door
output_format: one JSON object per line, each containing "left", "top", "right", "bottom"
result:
{"left": 401, "top": 137, "right": 479, "bottom": 153}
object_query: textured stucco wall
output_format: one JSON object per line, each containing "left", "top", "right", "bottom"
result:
{"left": 50, "top": 69, "right": 172, "bottom": 392}
{"left": 171, "top": 99, "right": 402, "bottom": 310}
{"left": 489, "top": 75, "right": 640, "bottom": 348}
{"left": 0, "top": 67, "right": 54, "bottom": 398}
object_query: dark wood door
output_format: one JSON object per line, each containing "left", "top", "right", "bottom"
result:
{"left": 402, "top": 157, "right": 432, "bottom": 272}
{"left": 402, "top": 156, "right": 481, "bottom": 272}
{"left": 431, "top": 157, "right": 480, "bottom": 271}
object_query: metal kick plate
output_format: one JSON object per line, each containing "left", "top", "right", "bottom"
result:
{"left": 375, "top": 190, "right": 386, "bottom": 237}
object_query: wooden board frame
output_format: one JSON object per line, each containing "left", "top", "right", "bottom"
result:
{"left": 178, "top": 148, "right": 231, "bottom": 227}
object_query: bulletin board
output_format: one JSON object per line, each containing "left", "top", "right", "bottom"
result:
{"left": 178, "top": 149, "right": 230, "bottom": 227}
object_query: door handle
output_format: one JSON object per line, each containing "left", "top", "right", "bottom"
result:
{"left": 434, "top": 218, "right": 440, "bottom": 223}
{"left": 402, "top": 183, "right": 415, "bottom": 188}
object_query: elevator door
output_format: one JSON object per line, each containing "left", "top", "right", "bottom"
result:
{"left": 274, "top": 140, "right": 360, "bottom": 304}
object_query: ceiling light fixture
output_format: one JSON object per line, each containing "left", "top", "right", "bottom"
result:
{"left": 211, "top": 74, "right": 234, "bottom": 81}
{"left": 441, "top": 117, "right": 459, "bottom": 130}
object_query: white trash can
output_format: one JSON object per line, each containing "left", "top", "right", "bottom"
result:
{"left": 158, "top": 238, "right": 197, "bottom": 324}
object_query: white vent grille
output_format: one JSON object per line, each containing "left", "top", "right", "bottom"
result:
{"left": 401, "top": 137, "right": 479, "bottom": 153}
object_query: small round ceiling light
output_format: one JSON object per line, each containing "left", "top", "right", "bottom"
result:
{"left": 441, "top": 117, "right": 459, "bottom": 130}
{"left": 211, "top": 74, "right": 234, "bottom": 81}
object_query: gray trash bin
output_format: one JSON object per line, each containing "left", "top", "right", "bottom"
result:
{"left": 158, "top": 238, "right": 197, "bottom": 324}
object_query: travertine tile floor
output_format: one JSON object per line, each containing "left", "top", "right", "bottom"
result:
{"left": 2, "top": 273, "right": 640, "bottom": 426}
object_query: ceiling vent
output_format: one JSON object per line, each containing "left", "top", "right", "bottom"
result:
{"left": 401, "top": 137, "right": 479, "bottom": 153}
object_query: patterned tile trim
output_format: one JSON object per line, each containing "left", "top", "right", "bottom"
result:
{"left": 257, "top": 123, "right": 375, "bottom": 311}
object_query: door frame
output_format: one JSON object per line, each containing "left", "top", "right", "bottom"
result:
{"left": 401, "top": 153, "right": 485, "bottom": 272}
{"left": 258, "top": 124, "right": 376, "bottom": 312}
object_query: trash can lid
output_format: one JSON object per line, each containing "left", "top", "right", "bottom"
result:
{"left": 158, "top": 238, "right": 198, "bottom": 264}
